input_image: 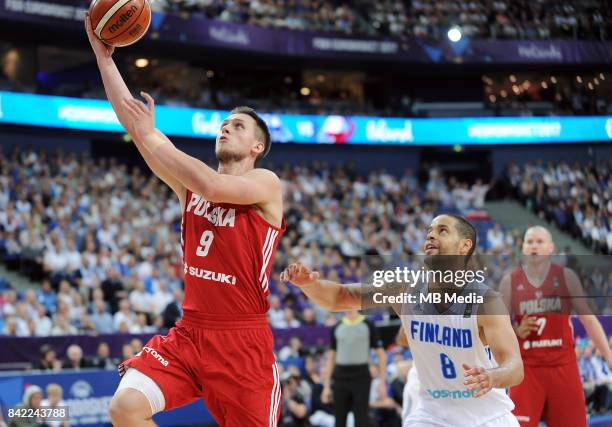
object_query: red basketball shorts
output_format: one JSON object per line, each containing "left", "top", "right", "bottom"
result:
{"left": 509, "top": 362, "right": 586, "bottom": 427}
{"left": 121, "top": 313, "right": 281, "bottom": 427}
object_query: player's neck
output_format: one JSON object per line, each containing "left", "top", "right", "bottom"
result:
{"left": 218, "top": 160, "right": 254, "bottom": 176}
{"left": 523, "top": 259, "right": 551, "bottom": 283}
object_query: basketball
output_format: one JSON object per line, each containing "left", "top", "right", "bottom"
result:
{"left": 89, "top": 0, "right": 151, "bottom": 47}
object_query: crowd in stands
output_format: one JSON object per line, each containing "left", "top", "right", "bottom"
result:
{"left": 506, "top": 159, "right": 612, "bottom": 254}
{"left": 154, "top": 0, "right": 611, "bottom": 41}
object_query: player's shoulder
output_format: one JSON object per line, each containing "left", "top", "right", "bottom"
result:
{"left": 245, "top": 168, "right": 280, "bottom": 181}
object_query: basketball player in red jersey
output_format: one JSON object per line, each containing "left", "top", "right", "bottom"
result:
{"left": 499, "top": 226, "right": 611, "bottom": 427}
{"left": 86, "top": 16, "right": 285, "bottom": 427}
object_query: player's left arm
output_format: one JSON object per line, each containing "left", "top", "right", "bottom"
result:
{"left": 121, "top": 94, "right": 281, "bottom": 205}
{"left": 565, "top": 268, "right": 612, "bottom": 368}
{"left": 466, "top": 296, "right": 524, "bottom": 397}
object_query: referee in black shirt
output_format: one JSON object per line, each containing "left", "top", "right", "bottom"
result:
{"left": 322, "top": 310, "right": 387, "bottom": 427}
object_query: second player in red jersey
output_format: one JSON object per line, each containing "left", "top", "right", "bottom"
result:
{"left": 509, "top": 262, "right": 575, "bottom": 366}
{"left": 500, "top": 226, "right": 612, "bottom": 427}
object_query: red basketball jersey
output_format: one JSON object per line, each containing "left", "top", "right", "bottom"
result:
{"left": 510, "top": 263, "right": 575, "bottom": 366}
{"left": 180, "top": 189, "right": 285, "bottom": 316}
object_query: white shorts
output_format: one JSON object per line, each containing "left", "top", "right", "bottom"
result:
{"left": 404, "top": 408, "right": 519, "bottom": 427}
{"left": 115, "top": 367, "right": 166, "bottom": 415}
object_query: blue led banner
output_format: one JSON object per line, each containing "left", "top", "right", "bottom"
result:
{"left": 0, "top": 91, "right": 611, "bottom": 145}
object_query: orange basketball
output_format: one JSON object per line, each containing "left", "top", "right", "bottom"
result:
{"left": 89, "top": 0, "right": 151, "bottom": 47}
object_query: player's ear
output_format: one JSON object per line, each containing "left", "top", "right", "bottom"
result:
{"left": 252, "top": 140, "right": 264, "bottom": 157}
{"left": 459, "top": 238, "right": 473, "bottom": 256}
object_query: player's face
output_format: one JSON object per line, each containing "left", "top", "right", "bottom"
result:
{"left": 424, "top": 215, "right": 461, "bottom": 256}
{"left": 424, "top": 215, "right": 472, "bottom": 258}
{"left": 522, "top": 228, "right": 554, "bottom": 256}
{"left": 216, "top": 113, "right": 261, "bottom": 163}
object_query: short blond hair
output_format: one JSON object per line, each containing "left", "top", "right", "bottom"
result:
{"left": 46, "top": 383, "right": 62, "bottom": 396}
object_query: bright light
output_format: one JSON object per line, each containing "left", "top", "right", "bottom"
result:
{"left": 134, "top": 58, "right": 149, "bottom": 68}
{"left": 300, "top": 87, "right": 311, "bottom": 96}
{"left": 447, "top": 27, "right": 462, "bottom": 42}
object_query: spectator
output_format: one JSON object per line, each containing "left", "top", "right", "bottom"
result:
{"left": 40, "top": 383, "right": 69, "bottom": 427}
{"left": 62, "top": 344, "right": 89, "bottom": 370}
{"left": 90, "top": 300, "right": 114, "bottom": 334}
{"left": 89, "top": 342, "right": 117, "bottom": 370}
{"left": 8, "top": 385, "right": 43, "bottom": 427}
{"left": 279, "top": 371, "right": 309, "bottom": 427}
{"left": 113, "top": 299, "right": 136, "bottom": 332}
{"left": 34, "top": 304, "right": 53, "bottom": 336}
{"left": 34, "top": 344, "right": 61, "bottom": 372}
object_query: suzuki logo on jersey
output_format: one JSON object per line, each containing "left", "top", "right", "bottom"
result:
{"left": 184, "top": 263, "right": 237, "bottom": 285}
{"left": 410, "top": 320, "right": 473, "bottom": 349}
{"left": 186, "top": 193, "right": 236, "bottom": 227}
{"left": 519, "top": 297, "right": 561, "bottom": 315}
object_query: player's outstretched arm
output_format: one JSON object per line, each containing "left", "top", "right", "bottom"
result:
{"left": 468, "top": 297, "right": 524, "bottom": 396}
{"left": 565, "top": 268, "right": 612, "bottom": 368}
{"left": 280, "top": 262, "right": 362, "bottom": 312}
{"left": 85, "top": 15, "right": 185, "bottom": 204}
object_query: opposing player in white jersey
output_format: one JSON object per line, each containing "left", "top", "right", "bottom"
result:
{"left": 281, "top": 214, "right": 524, "bottom": 427}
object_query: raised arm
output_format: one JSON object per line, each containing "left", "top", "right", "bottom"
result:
{"left": 84, "top": 14, "right": 184, "bottom": 205}
{"left": 279, "top": 263, "right": 362, "bottom": 312}
{"left": 565, "top": 267, "right": 612, "bottom": 368}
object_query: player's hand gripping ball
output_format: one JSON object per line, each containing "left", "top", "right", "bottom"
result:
{"left": 88, "top": 0, "right": 151, "bottom": 47}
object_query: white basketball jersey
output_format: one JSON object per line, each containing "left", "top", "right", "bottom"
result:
{"left": 399, "top": 284, "right": 514, "bottom": 426}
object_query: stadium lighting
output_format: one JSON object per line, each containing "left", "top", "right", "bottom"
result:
{"left": 134, "top": 58, "right": 149, "bottom": 68}
{"left": 300, "top": 87, "right": 311, "bottom": 96}
{"left": 447, "top": 27, "right": 462, "bottom": 42}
